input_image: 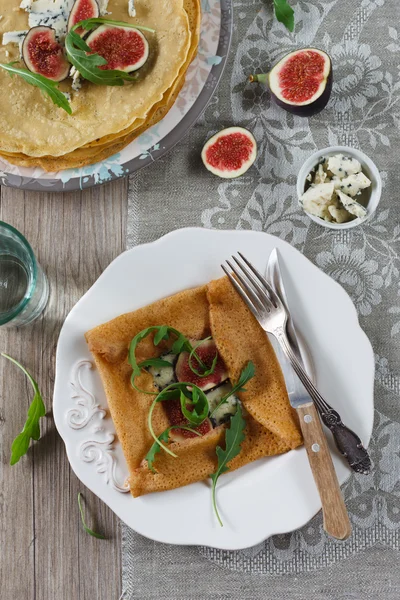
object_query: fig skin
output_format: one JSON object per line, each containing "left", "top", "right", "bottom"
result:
{"left": 201, "top": 126, "right": 257, "bottom": 179}
{"left": 249, "top": 48, "right": 333, "bottom": 117}
{"left": 165, "top": 398, "right": 213, "bottom": 441}
{"left": 22, "top": 26, "right": 70, "bottom": 82}
{"left": 85, "top": 25, "right": 149, "bottom": 72}
{"left": 67, "top": 0, "right": 100, "bottom": 35}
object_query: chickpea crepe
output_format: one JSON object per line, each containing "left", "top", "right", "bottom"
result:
{"left": 0, "top": 0, "right": 199, "bottom": 169}
{"left": 85, "top": 276, "right": 302, "bottom": 499}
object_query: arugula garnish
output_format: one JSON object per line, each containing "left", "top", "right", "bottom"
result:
{"left": 179, "top": 384, "right": 209, "bottom": 426}
{"left": 147, "top": 382, "right": 209, "bottom": 456}
{"left": 209, "top": 361, "right": 255, "bottom": 419}
{"left": 145, "top": 424, "right": 201, "bottom": 473}
{"left": 1, "top": 353, "right": 46, "bottom": 465}
{"left": 188, "top": 337, "right": 218, "bottom": 378}
{"left": 0, "top": 63, "right": 72, "bottom": 114}
{"left": 78, "top": 492, "right": 106, "bottom": 539}
{"left": 128, "top": 326, "right": 213, "bottom": 389}
{"left": 65, "top": 18, "right": 155, "bottom": 86}
{"left": 273, "top": 0, "right": 295, "bottom": 32}
{"left": 210, "top": 404, "right": 246, "bottom": 527}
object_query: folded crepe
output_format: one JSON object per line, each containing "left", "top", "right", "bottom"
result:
{"left": 85, "top": 276, "right": 302, "bottom": 497}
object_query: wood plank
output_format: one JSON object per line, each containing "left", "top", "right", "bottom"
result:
{"left": 0, "top": 178, "right": 128, "bottom": 600}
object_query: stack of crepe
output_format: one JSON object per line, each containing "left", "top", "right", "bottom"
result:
{"left": 0, "top": 0, "right": 200, "bottom": 171}
{"left": 85, "top": 276, "right": 303, "bottom": 498}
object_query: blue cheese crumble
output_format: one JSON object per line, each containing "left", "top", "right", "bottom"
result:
{"left": 300, "top": 153, "right": 372, "bottom": 224}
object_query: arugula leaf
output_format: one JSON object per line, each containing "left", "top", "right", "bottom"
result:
{"left": 2, "top": 353, "right": 46, "bottom": 465}
{"left": 78, "top": 493, "right": 106, "bottom": 539}
{"left": 209, "top": 361, "right": 255, "bottom": 419}
{"left": 145, "top": 425, "right": 201, "bottom": 473}
{"left": 65, "top": 18, "right": 154, "bottom": 86}
{"left": 188, "top": 337, "right": 218, "bottom": 377}
{"left": 273, "top": 0, "right": 295, "bottom": 32}
{"left": 0, "top": 63, "right": 72, "bottom": 114}
{"left": 147, "top": 381, "right": 208, "bottom": 456}
{"left": 79, "top": 17, "right": 155, "bottom": 34}
{"left": 210, "top": 404, "right": 246, "bottom": 526}
{"left": 137, "top": 357, "right": 174, "bottom": 370}
{"left": 179, "top": 386, "right": 209, "bottom": 426}
{"left": 128, "top": 326, "right": 211, "bottom": 387}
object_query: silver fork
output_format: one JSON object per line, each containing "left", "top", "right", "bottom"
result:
{"left": 222, "top": 252, "right": 352, "bottom": 540}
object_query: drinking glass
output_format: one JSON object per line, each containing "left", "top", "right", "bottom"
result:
{"left": 0, "top": 221, "right": 49, "bottom": 327}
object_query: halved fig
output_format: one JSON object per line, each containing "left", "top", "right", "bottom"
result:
{"left": 201, "top": 126, "right": 257, "bottom": 179}
{"left": 165, "top": 398, "right": 213, "bottom": 442}
{"left": 22, "top": 26, "right": 70, "bottom": 82}
{"left": 67, "top": 0, "right": 100, "bottom": 36}
{"left": 175, "top": 339, "right": 228, "bottom": 391}
{"left": 85, "top": 24, "right": 149, "bottom": 72}
{"left": 249, "top": 48, "right": 332, "bottom": 117}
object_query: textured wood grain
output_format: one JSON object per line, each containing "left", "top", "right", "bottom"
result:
{"left": 297, "top": 403, "right": 352, "bottom": 540}
{"left": 0, "top": 179, "right": 128, "bottom": 600}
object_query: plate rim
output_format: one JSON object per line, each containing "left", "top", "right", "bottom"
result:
{"left": 1, "top": 0, "right": 233, "bottom": 192}
{"left": 53, "top": 228, "right": 375, "bottom": 549}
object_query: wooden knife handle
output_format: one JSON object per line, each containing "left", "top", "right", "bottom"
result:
{"left": 297, "top": 402, "right": 352, "bottom": 540}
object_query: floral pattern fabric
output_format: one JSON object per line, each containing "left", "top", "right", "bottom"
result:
{"left": 123, "top": 0, "right": 400, "bottom": 589}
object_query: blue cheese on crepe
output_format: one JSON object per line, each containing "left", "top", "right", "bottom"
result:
{"left": 128, "top": 0, "right": 135, "bottom": 17}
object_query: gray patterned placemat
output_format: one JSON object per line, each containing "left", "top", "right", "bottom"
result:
{"left": 122, "top": 0, "right": 400, "bottom": 596}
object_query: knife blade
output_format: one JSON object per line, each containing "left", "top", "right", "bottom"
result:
{"left": 266, "top": 248, "right": 372, "bottom": 475}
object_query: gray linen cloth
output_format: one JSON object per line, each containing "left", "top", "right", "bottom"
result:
{"left": 123, "top": 0, "right": 400, "bottom": 596}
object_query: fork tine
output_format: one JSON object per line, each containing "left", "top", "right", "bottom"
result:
{"left": 221, "top": 264, "right": 261, "bottom": 318}
{"left": 237, "top": 251, "right": 284, "bottom": 309}
{"left": 232, "top": 255, "right": 274, "bottom": 313}
{"left": 226, "top": 260, "right": 266, "bottom": 314}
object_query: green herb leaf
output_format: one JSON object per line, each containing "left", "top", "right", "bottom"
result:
{"left": 65, "top": 18, "right": 154, "bottom": 86}
{"left": 145, "top": 428, "right": 170, "bottom": 473}
{"left": 79, "top": 17, "right": 155, "bottom": 34}
{"left": 188, "top": 337, "right": 218, "bottom": 377}
{"left": 145, "top": 424, "right": 201, "bottom": 473}
{"left": 179, "top": 386, "right": 209, "bottom": 426}
{"left": 138, "top": 357, "right": 174, "bottom": 370}
{"left": 273, "top": 0, "right": 295, "bottom": 32}
{"left": 147, "top": 381, "right": 208, "bottom": 456}
{"left": 210, "top": 404, "right": 246, "bottom": 526}
{"left": 78, "top": 493, "right": 106, "bottom": 539}
{"left": 2, "top": 353, "right": 46, "bottom": 465}
{"left": 0, "top": 63, "right": 72, "bottom": 114}
{"left": 154, "top": 325, "right": 170, "bottom": 345}
{"left": 171, "top": 332, "right": 189, "bottom": 354}
{"left": 129, "top": 326, "right": 190, "bottom": 380}
{"left": 209, "top": 361, "right": 255, "bottom": 419}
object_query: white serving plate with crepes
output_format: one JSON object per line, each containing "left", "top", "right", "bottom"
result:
{"left": 53, "top": 228, "right": 374, "bottom": 550}
{"left": 0, "top": 0, "right": 232, "bottom": 191}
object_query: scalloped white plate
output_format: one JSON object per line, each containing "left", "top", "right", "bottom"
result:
{"left": 53, "top": 228, "right": 374, "bottom": 550}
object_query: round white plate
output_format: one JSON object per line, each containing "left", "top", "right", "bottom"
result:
{"left": 53, "top": 228, "right": 374, "bottom": 550}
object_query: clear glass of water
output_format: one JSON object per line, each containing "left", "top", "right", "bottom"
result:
{"left": 0, "top": 221, "right": 49, "bottom": 327}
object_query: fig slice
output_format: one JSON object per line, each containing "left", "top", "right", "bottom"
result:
{"left": 165, "top": 398, "right": 213, "bottom": 442}
{"left": 67, "top": 0, "right": 100, "bottom": 35}
{"left": 22, "top": 26, "right": 70, "bottom": 82}
{"left": 175, "top": 339, "right": 228, "bottom": 391}
{"left": 250, "top": 48, "right": 332, "bottom": 117}
{"left": 201, "top": 126, "right": 257, "bottom": 179}
{"left": 85, "top": 24, "right": 149, "bottom": 72}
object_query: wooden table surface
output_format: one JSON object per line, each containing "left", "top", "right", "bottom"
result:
{"left": 0, "top": 180, "right": 127, "bottom": 600}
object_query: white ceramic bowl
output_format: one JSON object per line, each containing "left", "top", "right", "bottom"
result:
{"left": 296, "top": 145, "right": 382, "bottom": 230}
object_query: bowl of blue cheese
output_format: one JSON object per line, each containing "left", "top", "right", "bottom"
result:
{"left": 297, "top": 146, "right": 382, "bottom": 229}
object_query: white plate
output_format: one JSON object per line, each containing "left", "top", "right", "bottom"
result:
{"left": 53, "top": 228, "right": 374, "bottom": 550}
